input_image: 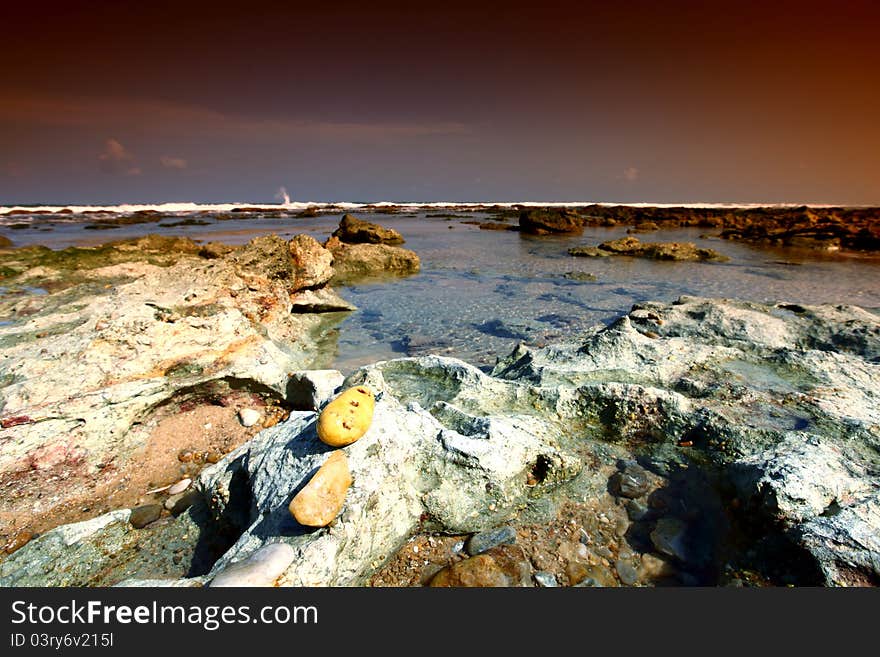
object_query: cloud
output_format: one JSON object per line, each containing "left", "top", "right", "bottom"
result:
{"left": 623, "top": 166, "right": 639, "bottom": 182}
{"left": 98, "top": 138, "right": 141, "bottom": 175}
{"left": 160, "top": 156, "right": 188, "bottom": 170}
{"left": 0, "top": 93, "right": 470, "bottom": 144}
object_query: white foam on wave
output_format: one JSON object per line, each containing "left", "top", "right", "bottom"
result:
{"left": 0, "top": 199, "right": 846, "bottom": 217}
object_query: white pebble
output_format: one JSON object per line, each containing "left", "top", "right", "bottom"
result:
{"left": 168, "top": 478, "right": 191, "bottom": 495}
{"left": 209, "top": 543, "right": 296, "bottom": 587}
{"left": 238, "top": 408, "right": 262, "bottom": 427}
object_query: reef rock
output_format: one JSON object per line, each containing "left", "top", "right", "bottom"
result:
{"left": 595, "top": 236, "right": 729, "bottom": 261}
{"left": 332, "top": 214, "right": 405, "bottom": 245}
{"left": 0, "top": 233, "right": 352, "bottom": 542}
{"left": 519, "top": 209, "right": 583, "bottom": 235}
{"left": 325, "top": 236, "right": 420, "bottom": 284}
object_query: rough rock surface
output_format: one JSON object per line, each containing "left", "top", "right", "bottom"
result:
{"left": 332, "top": 214, "right": 405, "bottom": 245}
{"left": 0, "top": 233, "right": 353, "bottom": 541}
{"left": 325, "top": 236, "right": 420, "bottom": 284}
{"left": 287, "top": 234, "right": 334, "bottom": 289}
{"left": 519, "top": 209, "right": 583, "bottom": 235}
{"left": 2, "top": 295, "right": 878, "bottom": 587}
{"left": 593, "top": 236, "right": 729, "bottom": 261}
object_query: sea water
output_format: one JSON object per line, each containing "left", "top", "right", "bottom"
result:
{"left": 3, "top": 211, "right": 878, "bottom": 374}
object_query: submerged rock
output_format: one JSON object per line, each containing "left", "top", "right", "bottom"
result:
{"left": 596, "top": 236, "right": 729, "bottom": 261}
{"left": 568, "top": 246, "right": 611, "bottom": 258}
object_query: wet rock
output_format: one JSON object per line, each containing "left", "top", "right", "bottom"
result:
{"left": 519, "top": 209, "right": 583, "bottom": 235}
{"left": 238, "top": 408, "right": 262, "bottom": 427}
{"left": 209, "top": 543, "right": 296, "bottom": 587}
{"left": 325, "top": 236, "right": 420, "bottom": 284}
{"left": 616, "top": 559, "right": 639, "bottom": 585}
{"left": 651, "top": 518, "right": 690, "bottom": 562}
{"left": 332, "top": 214, "right": 405, "bottom": 245}
{"left": 465, "top": 525, "right": 517, "bottom": 556}
{"left": 0, "top": 235, "right": 12, "bottom": 248}
{"left": 286, "top": 370, "right": 345, "bottom": 411}
{"left": 611, "top": 462, "right": 650, "bottom": 498}
{"left": 478, "top": 221, "right": 518, "bottom": 231}
{"left": 568, "top": 246, "right": 611, "bottom": 257}
{"left": 595, "top": 236, "right": 728, "bottom": 261}
{"left": 429, "top": 545, "right": 532, "bottom": 587}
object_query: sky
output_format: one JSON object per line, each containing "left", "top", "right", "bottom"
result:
{"left": 2, "top": 0, "right": 879, "bottom": 205}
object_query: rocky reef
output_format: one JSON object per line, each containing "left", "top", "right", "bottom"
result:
{"left": 519, "top": 206, "right": 880, "bottom": 253}
{"left": 569, "top": 236, "right": 728, "bottom": 262}
{"left": 3, "top": 296, "right": 877, "bottom": 587}
{"left": 0, "top": 220, "right": 419, "bottom": 548}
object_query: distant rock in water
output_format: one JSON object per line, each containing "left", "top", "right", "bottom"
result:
{"left": 332, "top": 213, "right": 405, "bottom": 245}
{"left": 571, "top": 236, "right": 729, "bottom": 262}
{"left": 568, "top": 246, "right": 611, "bottom": 258}
{"left": 0, "top": 235, "right": 12, "bottom": 248}
{"left": 519, "top": 209, "right": 583, "bottom": 235}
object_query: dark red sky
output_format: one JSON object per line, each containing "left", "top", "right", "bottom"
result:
{"left": 2, "top": 0, "right": 879, "bottom": 204}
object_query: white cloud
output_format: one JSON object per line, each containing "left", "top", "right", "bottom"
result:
{"left": 160, "top": 156, "right": 188, "bottom": 170}
{"left": 98, "top": 139, "right": 140, "bottom": 175}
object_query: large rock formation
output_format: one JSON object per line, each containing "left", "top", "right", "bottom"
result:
{"left": 0, "top": 234, "right": 352, "bottom": 542}
{"left": 4, "top": 296, "right": 876, "bottom": 587}
{"left": 332, "top": 213, "right": 405, "bottom": 245}
{"left": 324, "top": 236, "right": 420, "bottom": 284}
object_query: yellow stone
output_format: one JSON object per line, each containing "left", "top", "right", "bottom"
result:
{"left": 316, "top": 386, "right": 375, "bottom": 447}
{"left": 289, "top": 450, "right": 352, "bottom": 527}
